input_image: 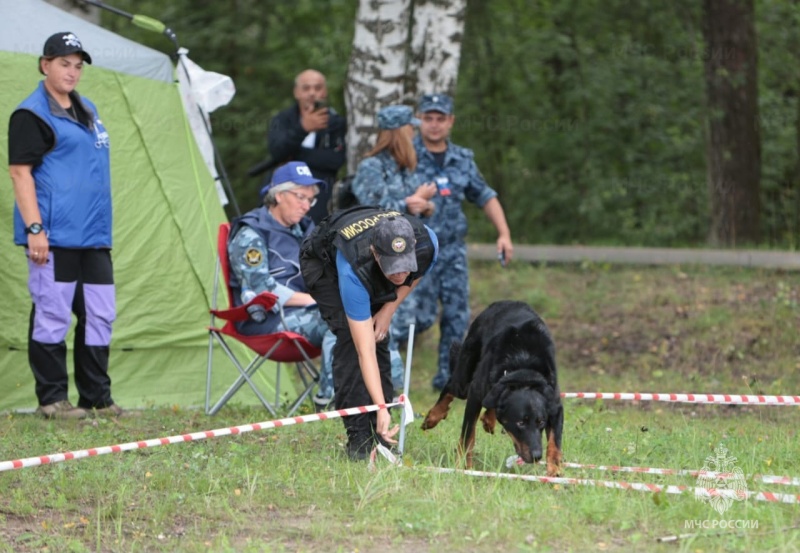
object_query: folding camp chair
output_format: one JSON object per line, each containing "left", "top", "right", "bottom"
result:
{"left": 206, "top": 223, "right": 322, "bottom": 416}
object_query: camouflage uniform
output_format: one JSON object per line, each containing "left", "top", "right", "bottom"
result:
{"left": 350, "top": 105, "right": 423, "bottom": 216}
{"left": 228, "top": 210, "right": 335, "bottom": 399}
{"left": 352, "top": 151, "right": 423, "bottom": 215}
{"left": 351, "top": 111, "right": 427, "bottom": 391}
{"left": 395, "top": 134, "right": 498, "bottom": 390}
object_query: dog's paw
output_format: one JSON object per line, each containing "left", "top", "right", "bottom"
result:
{"left": 545, "top": 464, "right": 562, "bottom": 477}
{"left": 546, "top": 445, "right": 563, "bottom": 477}
{"left": 421, "top": 399, "right": 454, "bottom": 430}
{"left": 420, "top": 414, "right": 439, "bottom": 431}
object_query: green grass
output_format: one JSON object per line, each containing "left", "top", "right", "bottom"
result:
{"left": 1, "top": 261, "right": 798, "bottom": 552}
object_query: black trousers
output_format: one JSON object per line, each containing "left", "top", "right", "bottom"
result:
{"left": 27, "top": 248, "right": 116, "bottom": 408}
{"left": 301, "top": 253, "right": 393, "bottom": 438}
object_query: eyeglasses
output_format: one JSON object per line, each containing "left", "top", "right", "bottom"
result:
{"left": 283, "top": 190, "right": 317, "bottom": 207}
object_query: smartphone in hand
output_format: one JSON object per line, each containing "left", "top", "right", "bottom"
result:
{"left": 313, "top": 100, "right": 328, "bottom": 111}
{"left": 498, "top": 250, "right": 506, "bottom": 268}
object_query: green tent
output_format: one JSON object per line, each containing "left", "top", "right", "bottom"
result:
{"left": 0, "top": 0, "right": 290, "bottom": 411}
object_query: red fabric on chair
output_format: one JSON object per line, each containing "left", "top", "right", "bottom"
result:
{"left": 216, "top": 323, "right": 321, "bottom": 363}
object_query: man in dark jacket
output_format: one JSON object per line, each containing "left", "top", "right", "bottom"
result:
{"left": 263, "top": 69, "right": 346, "bottom": 223}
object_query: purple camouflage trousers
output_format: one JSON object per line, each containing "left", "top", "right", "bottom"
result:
{"left": 27, "top": 247, "right": 116, "bottom": 409}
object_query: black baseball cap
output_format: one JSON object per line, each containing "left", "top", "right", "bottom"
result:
{"left": 41, "top": 32, "right": 92, "bottom": 64}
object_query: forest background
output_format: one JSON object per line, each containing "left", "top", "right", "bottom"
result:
{"left": 74, "top": 0, "right": 800, "bottom": 249}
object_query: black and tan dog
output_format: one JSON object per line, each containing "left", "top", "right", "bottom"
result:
{"left": 421, "top": 300, "right": 563, "bottom": 475}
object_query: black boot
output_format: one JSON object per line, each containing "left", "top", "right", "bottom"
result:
{"left": 343, "top": 415, "right": 374, "bottom": 461}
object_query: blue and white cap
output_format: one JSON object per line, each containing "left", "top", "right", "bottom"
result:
{"left": 260, "top": 161, "right": 325, "bottom": 197}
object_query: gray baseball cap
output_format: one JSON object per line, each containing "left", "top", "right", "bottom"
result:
{"left": 372, "top": 216, "right": 418, "bottom": 274}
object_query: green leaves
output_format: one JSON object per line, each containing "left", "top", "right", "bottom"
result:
{"left": 98, "top": 0, "right": 798, "bottom": 246}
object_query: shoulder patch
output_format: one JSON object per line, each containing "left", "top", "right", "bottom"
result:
{"left": 244, "top": 248, "right": 263, "bottom": 266}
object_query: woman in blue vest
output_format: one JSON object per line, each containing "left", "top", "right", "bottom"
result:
{"left": 8, "top": 32, "right": 120, "bottom": 419}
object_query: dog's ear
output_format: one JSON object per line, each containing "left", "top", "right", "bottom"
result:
{"left": 483, "top": 381, "right": 507, "bottom": 409}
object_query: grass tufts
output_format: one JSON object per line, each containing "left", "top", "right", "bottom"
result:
{"left": 0, "top": 261, "right": 798, "bottom": 551}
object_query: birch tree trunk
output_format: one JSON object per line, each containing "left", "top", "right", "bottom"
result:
{"left": 345, "top": 0, "right": 414, "bottom": 173}
{"left": 702, "top": 0, "right": 761, "bottom": 246}
{"left": 346, "top": 0, "right": 466, "bottom": 173}
{"left": 407, "top": 0, "right": 467, "bottom": 99}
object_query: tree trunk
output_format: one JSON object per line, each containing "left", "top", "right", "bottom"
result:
{"left": 702, "top": 0, "right": 761, "bottom": 246}
{"left": 407, "top": 0, "right": 467, "bottom": 98}
{"left": 345, "top": 0, "right": 414, "bottom": 173}
{"left": 345, "top": 0, "right": 466, "bottom": 173}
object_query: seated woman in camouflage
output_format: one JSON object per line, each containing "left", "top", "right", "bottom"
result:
{"left": 228, "top": 161, "right": 335, "bottom": 409}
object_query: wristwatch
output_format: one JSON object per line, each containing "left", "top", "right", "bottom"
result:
{"left": 25, "top": 222, "right": 44, "bottom": 235}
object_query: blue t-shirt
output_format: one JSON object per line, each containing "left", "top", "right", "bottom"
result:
{"left": 336, "top": 227, "right": 439, "bottom": 321}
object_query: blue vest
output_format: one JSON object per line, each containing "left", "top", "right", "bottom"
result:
{"left": 13, "top": 81, "right": 112, "bottom": 247}
{"left": 228, "top": 207, "right": 315, "bottom": 296}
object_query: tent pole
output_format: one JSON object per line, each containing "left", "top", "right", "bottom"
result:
{"left": 176, "top": 54, "right": 241, "bottom": 217}
{"left": 80, "top": 0, "right": 241, "bottom": 217}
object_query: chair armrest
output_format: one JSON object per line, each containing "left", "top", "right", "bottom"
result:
{"left": 211, "top": 291, "right": 278, "bottom": 322}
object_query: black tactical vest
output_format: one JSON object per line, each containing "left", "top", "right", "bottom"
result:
{"left": 301, "top": 205, "right": 435, "bottom": 305}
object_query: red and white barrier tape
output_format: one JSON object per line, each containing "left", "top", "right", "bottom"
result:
{"left": 427, "top": 467, "right": 800, "bottom": 504}
{"left": 759, "top": 475, "right": 800, "bottom": 486}
{"left": 561, "top": 392, "right": 800, "bottom": 405}
{"left": 0, "top": 399, "right": 409, "bottom": 473}
{"left": 506, "top": 457, "right": 800, "bottom": 486}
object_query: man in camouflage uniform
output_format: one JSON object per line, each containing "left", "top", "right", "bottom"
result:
{"left": 391, "top": 93, "right": 514, "bottom": 390}
{"left": 229, "top": 161, "right": 336, "bottom": 407}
